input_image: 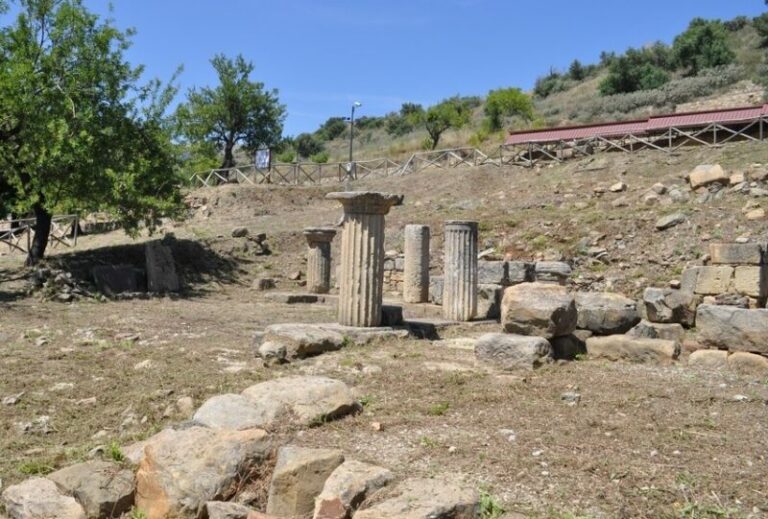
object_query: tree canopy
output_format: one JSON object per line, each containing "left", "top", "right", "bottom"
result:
{"left": 672, "top": 18, "right": 735, "bottom": 76}
{"left": 0, "top": 0, "right": 182, "bottom": 264}
{"left": 175, "top": 54, "right": 285, "bottom": 169}
{"left": 423, "top": 97, "right": 471, "bottom": 150}
{"left": 483, "top": 88, "right": 534, "bottom": 131}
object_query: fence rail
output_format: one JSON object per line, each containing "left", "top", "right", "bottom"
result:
{"left": 0, "top": 214, "right": 79, "bottom": 255}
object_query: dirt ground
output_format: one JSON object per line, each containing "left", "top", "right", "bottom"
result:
{"left": 2, "top": 143, "right": 768, "bottom": 518}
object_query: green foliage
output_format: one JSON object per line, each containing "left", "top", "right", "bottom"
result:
{"left": 108, "top": 440, "right": 125, "bottom": 463}
{"left": 0, "top": 0, "right": 183, "bottom": 264}
{"left": 479, "top": 490, "right": 505, "bottom": 519}
{"left": 423, "top": 97, "right": 470, "bottom": 149}
{"left": 534, "top": 70, "right": 570, "bottom": 98}
{"left": 385, "top": 103, "right": 424, "bottom": 137}
{"left": 426, "top": 402, "right": 450, "bottom": 416}
{"left": 18, "top": 459, "right": 55, "bottom": 476}
{"left": 294, "top": 132, "right": 323, "bottom": 159}
{"left": 310, "top": 151, "right": 329, "bottom": 163}
{"left": 673, "top": 18, "right": 735, "bottom": 76}
{"left": 175, "top": 53, "right": 285, "bottom": 168}
{"left": 568, "top": 59, "right": 586, "bottom": 80}
{"left": 484, "top": 87, "right": 534, "bottom": 131}
{"left": 316, "top": 116, "right": 347, "bottom": 140}
{"left": 753, "top": 13, "right": 768, "bottom": 47}
{"left": 275, "top": 150, "right": 295, "bottom": 163}
{"left": 599, "top": 47, "right": 671, "bottom": 95}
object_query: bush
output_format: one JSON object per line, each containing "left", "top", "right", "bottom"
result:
{"left": 599, "top": 48, "right": 671, "bottom": 95}
{"left": 276, "top": 150, "right": 295, "bottom": 163}
{"left": 725, "top": 15, "right": 749, "bottom": 32}
{"left": 484, "top": 87, "right": 534, "bottom": 131}
{"left": 534, "top": 71, "right": 571, "bottom": 98}
{"left": 315, "top": 117, "right": 347, "bottom": 141}
{"left": 310, "top": 151, "right": 329, "bottom": 163}
{"left": 294, "top": 133, "right": 323, "bottom": 159}
{"left": 673, "top": 18, "right": 735, "bottom": 75}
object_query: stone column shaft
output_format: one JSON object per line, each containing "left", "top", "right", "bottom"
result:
{"left": 443, "top": 220, "right": 478, "bottom": 321}
{"left": 327, "top": 192, "right": 403, "bottom": 327}
{"left": 403, "top": 224, "right": 430, "bottom": 303}
{"left": 304, "top": 227, "right": 336, "bottom": 294}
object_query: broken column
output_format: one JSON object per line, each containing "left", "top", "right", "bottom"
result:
{"left": 303, "top": 227, "right": 336, "bottom": 294}
{"left": 403, "top": 224, "right": 430, "bottom": 303}
{"left": 443, "top": 220, "right": 478, "bottom": 321}
{"left": 327, "top": 192, "right": 403, "bottom": 327}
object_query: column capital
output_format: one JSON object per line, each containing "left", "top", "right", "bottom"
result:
{"left": 303, "top": 227, "right": 337, "bottom": 244}
{"left": 327, "top": 191, "right": 404, "bottom": 215}
{"left": 445, "top": 220, "right": 479, "bottom": 231}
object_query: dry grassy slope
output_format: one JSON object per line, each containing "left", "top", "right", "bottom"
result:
{"left": 179, "top": 141, "right": 768, "bottom": 299}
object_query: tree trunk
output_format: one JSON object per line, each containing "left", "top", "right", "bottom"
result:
{"left": 26, "top": 203, "right": 51, "bottom": 266}
{"left": 222, "top": 142, "right": 236, "bottom": 169}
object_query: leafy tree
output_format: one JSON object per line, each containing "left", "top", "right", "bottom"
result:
{"left": 176, "top": 54, "right": 285, "bottom": 169}
{"left": 568, "top": 59, "right": 585, "bottom": 80}
{"left": 316, "top": 116, "right": 347, "bottom": 141}
{"left": 423, "top": 97, "right": 470, "bottom": 150}
{"left": 753, "top": 13, "right": 768, "bottom": 47}
{"left": 294, "top": 133, "right": 323, "bottom": 159}
{"left": 599, "top": 49, "right": 670, "bottom": 95}
{"left": 483, "top": 88, "right": 534, "bottom": 131}
{"left": 0, "top": 0, "right": 182, "bottom": 265}
{"left": 400, "top": 102, "right": 424, "bottom": 119}
{"left": 672, "top": 18, "right": 734, "bottom": 75}
{"left": 385, "top": 102, "right": 425, "bottom": 137}
{"left": 533, "top": 70, "right": 567, "bottom": 98}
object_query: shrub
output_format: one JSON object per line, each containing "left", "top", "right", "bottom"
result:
{"left": 310, "top": 151, "right": 329, "bottom": 163}
{"left": 599, "top": 48, "right": 671, "bottom": 95}
{"left": 534, "top": 70, "right": 571, "bottom": 98}
{"left": 484, "top": 87, "right": 534, "bottom": 131}
{"left": 294, "top": 133, "right": 324, "bottom": 159}
{"left": 673, "top": 18, "right": 735, "bottom": 75}
{"left": 316, "top": 117, "right": 347, "bottom": 141}
{"left": 276, "top": 150, "right": 295, "bottom": 163}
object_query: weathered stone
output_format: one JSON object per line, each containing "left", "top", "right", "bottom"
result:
{"left": 129, "top": 427, "right": 270, "bottom": 519}
{"left": 696, "top": 304, "right": 768, "bottom": 354}
{"left": 327, "top": 192, "right": 403, "bottom": 327}
{"left": 680, "top": 267, "right": 702, "bottom": 293}
{"left": 48, "top": 461, "right": 134, "bottom": 518}
{"left": 688, "top": 349, "right": 729, "bottom": 370}
{"left": 193, "top": 394, "right": 275, "bottom": 430}
{"left": 655, "top": 212, "right": 687, "bottom": 231}
{"left": 586, "top": 335, "right": 680, "bottom": 364}
{"left": 733, "top": 266, "right": 768, "bottom": 298}
{"left": 260, "top": 323, "right": 345, "bottom": 360}
{"left": 354, "top": 478, "right": 479, "bottom": 519}
{"left": 253, "top": 278, "right": 276, "bottom": 291}
{"left": 643, "top": 287, "right": 697, "bottom": 327}
{"left": 380, "top": 305, "right": 404, "bottom": 326}
{"left": 313, "top": 460, "right": 393, "bottom": 519}
{"left": 264, "top": 293, "right": 324, "bottom": 304}
{"left": 694, "top": 266, "right": 734, "bottom": 295}
{"left": 205, "top": 501, "right": 260, "bottom": 519}
{"left": 688, "top": 164, "right": 728, "bottom": 189}
{"left": 145, "top": 240, "right": 180, "bottom": 292}
{"left": 240, "top": 376, "right": 359, "bottom": 426}
{"left": 508, "top": 261, "right": 534, "bottom": 284}
{"left": 443, "top": 221, "right": 478, "bottom": 321}
{"left": 429, "top": 276, "right": 444, "bottom": 305}
{"left": 266, "top": 446, "right": 344, "bottom": 518}
{"left": 475, "top": 333, "right": 553, "bottom": 370}
{"left": 626, "top": 320, "right": 685, "bottom": 343}
{"left": 709, "top": 243, "right": 764, "bottom": 265}
{"left": 609, "top": 181, "right": 627, "bottom": 192}
{"left": 550, "top": 334, "right": 587, "bottom": 360}
{"left": 575, "top": 292, "right": 640, "bottom": 335}
{"left": 477, "top": 261, "right": 508, "bottom": 285}
{"left": 91, "top": 265, "right": 142, "bottom": 296}
{"left": 745, "top": 208, "right": 765, "bottom": 220}
{"left": 476, "top": 284, "right": 502, "bottom": 320}
{"left": 727, "top": 351, "right": 768, "bottom": 375}
{"left": 2, "top": 478, "right": 86, "bottom": 519}
{"left": 501, "top": 282, "right": 577, "bottom": 339}
{"left": 534, "top": 261, "right": 571, "bottom": 285}
{"left": 403, "top": 225, "right": 430, "bottom": 303}
{"left": 231, "top": 227, "right": 249, "bottom": 238}
{"left": 304, "top": 227, "right": 337, "bottom": 294}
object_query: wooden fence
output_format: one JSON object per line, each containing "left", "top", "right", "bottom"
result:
{"left": 0, "top": 215, "right": 79, "bottom": 255}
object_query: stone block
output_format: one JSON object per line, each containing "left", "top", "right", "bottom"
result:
{"left": 575, "top": 291, "right": 640, "bottom": 335}
{"left": 145, "top": 240, "right": 180, "bottom": 292}
{"left": 688, "top": 164, "right": 728, "bottom": 189}
{"left": 534, "top": 261, "right": 572, "bottom": 285}
{"left": 709, "top": 243, "right": 764, "bottom": 265}
{"left": 91, "top": 264, "right": 142, "bottom": 295}
{"left": 694, "top": 266, "right": 734, "bottom": 295}
{"left": 476, "top": 284, "right": 502, "bottom": 320}
{"left": 550, "top": 334, "right": 586, "bottom": 360}
{"left": 688, "top": 349, "right": 728, "bottom": 370}
{"left": 508, "top": 261, "right": 534, "bottom": 284}
{"left": 477, "top": 261, "right": 508, "bottom": 285}
{"left": 733, "top": 266, "right": 768, "bottom": 298}
{"left": 48, "top": 461, "right": 134, "bottom": 518}
{"left": 475, "top": 333, "right": 553, "bottom": 370}
{"left": 586, "top": 335, "right": 680, "bottom": 364}
{"left": 501, "top": 282, "right": 577, "bottom": 339}
{"left": 643, "top": 287, "right": 698, "bottom": 327}
{"left": 727, "top": 351, "right": 768, "bottom": 376}
{"left": 313, "top": 460, "right": 393, "bottom": 519}
{"left": 696, "top": 304, "right": 768, "bottom": 354}
{"left": 626, "top": 320, "right": 685, "bottom": 343}
{"left": 429, "top": 276, "right": 444, "bottom": 305}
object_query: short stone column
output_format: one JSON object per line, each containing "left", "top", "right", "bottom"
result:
{"left": 303, "top": 227, "right": 336, "bottom": 294}
{"left": 443, "top": 220, "right": 478, "bottom": 321}
{"left": 327, "top": 191, "right": 404, "bottom": 327}
{"left": 403, "top": 224, "right": 430, "bottom": 303}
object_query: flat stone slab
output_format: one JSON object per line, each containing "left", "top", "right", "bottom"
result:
{"left": 587, "top": 335, "right": 680, "bottom": 364}
{"left": 265, "top": 292, "right": 331, "bottom": 304}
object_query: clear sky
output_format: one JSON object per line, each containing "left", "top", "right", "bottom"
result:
{"left": 11, "top": 1, "right": 768, "bottom": 135}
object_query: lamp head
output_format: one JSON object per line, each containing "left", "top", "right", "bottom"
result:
{"left": 353, "top": 101, "right": 362, "bottom": 108}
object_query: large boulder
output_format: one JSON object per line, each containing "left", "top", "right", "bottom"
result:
{"left": 626, "top": 320, "right": 685, "bottom": 343}
{"left": 130, "top": 426, "right": 271, "bottom": 519}
{"left": 257, "top": 324, "right": 346, "bottom": 361}
{"left": 575, "top": 292, "right": 640, "bottom": 335}
{"left": 354, "top": 478, "right": 478, "bottom": 519}
{"left": 688, "top": 164, "right": 728, "bottom": 189}
{"left": 643, "top": 287, "right": 697, "bottom": 327}
{"left": 696, "top": 304, "right": 768, "bottom": 354}
{"left": 266, "top": 446, "right": 344, "bottom": 518}
{"left": 240, "top": 376, "right": 360, "bottom": 427}
{"left": 48, "top": 461, "right": 134, "bottom": 518}
{"left": 313, "top": 460, "right": 393, "bottom": 519}
{"left": 501, "top": 282, "right": 577, "bottom": 339}
{"left": 586, "top": 335, "right": 680, "bottom": 364}
{"left": 474, "top": 333, "right": 553, "bottom": 370}
{"left": 2, "top": 478, "right": 86, "bottom": 519}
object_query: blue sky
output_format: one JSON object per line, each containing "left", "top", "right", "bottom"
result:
{"left": 14, "top": 1, "right": 768, "bottom": 135}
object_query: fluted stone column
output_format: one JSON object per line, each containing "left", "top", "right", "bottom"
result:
{"left": 327, "top": 192, "right": 404, "bottom": 327}
{"left": 303, "top": 227, "right": 336, "bottom": 294}
{"left": 403, "top": 224, "right": 430, "bottom": 303}
{"left": 443, "top": 220, "right": 478, "bottom": 321}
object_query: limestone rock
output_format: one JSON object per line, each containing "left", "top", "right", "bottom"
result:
{"left": 693, "top": 266, "right": 734, "bottom": 295}
{"left": 354, "top": 478, "right": 479, "bottom": 519}
{"left": 48, "top": 461, "right": 134, "bottom": 518}
{"left": 313, "top": 460, "right": 393, "bottom": 519}
{"left": 534, "top": 261, "right": 572, "bottom": 285}
{"left": 132, "top": 426, "right": 271, "bottom": 519}
{"left": 476, "top": 284, "right": 502, "bottom": 320}
{"left": 688, "top": 164, "right": 728, "bottom": 189}
{"left": 2, "top": 478, "right": 86, "bottom": 519}
{"left": 626, "top": 320, "right": 685, "bottom": 343}
{"left": 266, "top": 446, "right": 344, "bottom": 518}
{"left": 655, "top": 212, "right": 686, "bottom": 231}
{"left": 193, "top": 394, "right": 276, "bottom": 430}
{"left": 733, "top": 266, "right": 768, "bottom": 298}
{"left": 586, "top": 335, "right": 680, "bottom": 364}
{"left": 475, "top": 333, "right": 553, "bottom": 370}
{"left": 258, "top": 324, "right": 346, "bottom": 360}
{"left": 727, "top": 351, "right": 768, "bottom": 375}
{"left": 688, "top": 350, "right": 728, "bottom": 370}
{"left": 477, "top": 261, "right": 509, "bottom": 285}
{"left": 240, "top": 376, "right": 359, "bottom": 426}
{"left": 550, "top": 334, "right": 587, "bottom": 360}
{"left": 643, "top": 287, "right": 697, "bottom": 327}
{"left": 501, "top": 282, "right": 577, "bottom": 339}
{"left": 429, "top": 276, "right": 444, "bottom": 305}
{"left": 508, "top": 261, "right": 534, "bottom": 284}
{"left": 746, "top": 208, "right": 765, "bottom": 220}
{"left": 575, "top": 292, "right": 640, "bottom": 335}
{"left": 696, "top": 304, "right": 768, "bottom": 354}
{"left": 609, "top": 181, "right": 627, "bottom": 192}
{"left": 709, "top": 243, "right": 764, "bottom": 265}
{"left": 205, "top": 501, "right": 265, "bottom": 519}
{"left": 145, "top": 240, "right": 180, "bottom": 293}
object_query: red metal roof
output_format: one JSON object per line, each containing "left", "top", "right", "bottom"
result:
{"left": 505, "top": 104, "right": 768, "bottom": 146}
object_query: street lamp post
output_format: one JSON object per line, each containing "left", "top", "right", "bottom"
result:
{"left": 348, "top": 101, "right": 361, "bottom": 182}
